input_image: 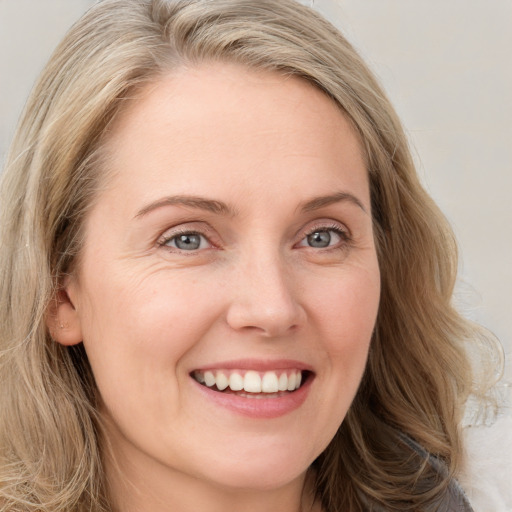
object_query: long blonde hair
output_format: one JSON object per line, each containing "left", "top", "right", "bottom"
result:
{"left": 0, "top": 1, "right": 499, "bottom": 510}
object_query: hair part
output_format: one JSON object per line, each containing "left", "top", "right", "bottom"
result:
{"left": 0, "top": 1, "right": 500, "bottom": 510}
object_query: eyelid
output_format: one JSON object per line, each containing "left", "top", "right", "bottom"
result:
{"left": 299, "top": 219, "right": 351, "bottom": 239}
{"left": 295, "top": 220, "right": 352, "bottom": 249}
{"left": 155, "top": 219, "right": 351, "bottom": 253}
{"left": 157, "top": 222, "right": 219, "bottom": 251}
{"left": 160, "top": 230, "right": 210, "bottom": 249}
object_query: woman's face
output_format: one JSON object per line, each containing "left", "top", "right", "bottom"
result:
{"left": 57, "top": 64, "right": 380, "bottom": 495}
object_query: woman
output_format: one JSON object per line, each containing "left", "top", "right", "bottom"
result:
{"left": 0, "top": 0, "right": 499, "bottom": 510}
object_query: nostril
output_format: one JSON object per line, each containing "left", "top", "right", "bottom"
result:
{"left": 226, "top": 308, "right": 304, "bottom": 338}
{"left": 224, "top": 274, "right": 305, "bottom": 337}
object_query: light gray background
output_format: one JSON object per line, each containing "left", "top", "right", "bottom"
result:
{"left": 1, "top": 1, "right": 510, "bottom": 382}
{"left": 1, "top": 1, "right": 511, "bottom": 510}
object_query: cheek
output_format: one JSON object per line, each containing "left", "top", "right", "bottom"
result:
{"left": 75, "top": 272, "right": 225, "bottom": 440}
{"left": 75, "top": 267, "right": 219, "bottom": 389}
{"left": 317, "top": 266, "right": 380, "bottom": 347}
{"left": 311, "top": 264, "right": 380, "bottom": 404}
{"left": 292, "top": 266, "right": 380, "bottom": 458}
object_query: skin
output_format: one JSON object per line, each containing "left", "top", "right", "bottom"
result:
{"left": 51, "top": 63, "right": 381, "bottom": 512}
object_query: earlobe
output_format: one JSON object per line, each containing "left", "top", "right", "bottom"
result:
{"left": 46, "top": 285, "right": 83, "bottom": 346}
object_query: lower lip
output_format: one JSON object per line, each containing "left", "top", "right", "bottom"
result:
{"left": 192, "top": 376, "right": 313, "bottom": 419}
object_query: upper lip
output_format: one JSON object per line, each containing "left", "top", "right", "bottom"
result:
{"left": 191, "top": 358, "right": 314, "bottom": 373}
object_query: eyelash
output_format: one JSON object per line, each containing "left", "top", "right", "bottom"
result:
{"left": 157, "top": 222, "right": 351, "bottom": 253}
{"left": 299, "top": 223, "right": 351, "bottom": 249}
{"left": 158, "top": 229, "right": 213, "bottom": 252}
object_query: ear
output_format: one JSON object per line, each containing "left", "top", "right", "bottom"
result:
{"left": 46, "top": 280, "right": 83, "bottom": 346}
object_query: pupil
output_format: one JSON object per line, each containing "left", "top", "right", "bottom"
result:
{"left": 176, "top": 234, "right": 201, "bottom": 250}
{"left": 308, "top": 230, "right": 331, "bottom": 248}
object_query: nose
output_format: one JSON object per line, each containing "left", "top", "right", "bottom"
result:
{"left": 225, "top": 251, "right": 305, "bottom": 338}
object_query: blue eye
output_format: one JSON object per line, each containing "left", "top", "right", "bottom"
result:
{"left": 299, "top": 228, "right": 346, "bottom": 249}
{"left": 163, "top": 232, "right": 209, "bottom": 251}
{"left": 307, "top": 230, "right": 333, "bottom": 248}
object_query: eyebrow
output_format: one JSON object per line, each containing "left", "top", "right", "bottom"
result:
{"left": 299, "top": 191, "right": 368, "bottom": 214}
{"left": 134, "top": 195, "right": 236, "bottom": 218}
{"left": 134, "top": 190, "right": 367, "bottom": 219}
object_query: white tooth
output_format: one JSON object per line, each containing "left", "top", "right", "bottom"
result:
{"left": 287, "top": 372, "right": 296, "bottom": 391}
{"left": 278, "top": 373, "right": 288, "bottom": 391}
{"left": 244, "top": 371, "right": 262, "bottom": 393}
{"left": 262, "top": 372, "right": 279, "bottom": 393}
{"left": 195, "top": 372, "right": 205, "bottom": 384}
{"left": 204, "top": 371, "right": 216, "bottom": 387}
{"left": 229, "top": 372, "right": 244, "bottom": 391}
{"left": 216, "top": 371, "right": 229, "bottom": 390}
{"left": 295, "top": 371, "right": 302, "bottom": 389}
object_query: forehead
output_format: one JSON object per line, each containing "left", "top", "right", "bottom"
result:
{"left": 106, "top": 62, "right": 360, "bottom": 149}
{"left": 98, "top": 62, "right": 368, "bottom": 209}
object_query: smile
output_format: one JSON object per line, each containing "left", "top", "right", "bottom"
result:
{"left": 191, "top": 365, "right": 314, "bottom": 418}
{"left": 192, "top": 369, "right": 305, "bottom": 396}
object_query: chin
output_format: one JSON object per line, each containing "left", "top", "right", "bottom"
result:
{"left": 205, "top": 462, "right": 308, "bottom": 492}
{"left": 190, "top": 437, "right": 319, "bottom": 492}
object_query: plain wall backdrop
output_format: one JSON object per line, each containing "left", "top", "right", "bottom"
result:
{"left": 1, "top": 1, "right": 511, "bottom": 510}
{"left": 1, "top": 1, "right": 510, "bottom": 378}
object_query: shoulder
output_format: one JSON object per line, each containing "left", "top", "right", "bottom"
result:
{"left": 400, "top": 434, "right": 475, "bottom": 512}
{"left": 444, "top": 479, "right": 476, "bottom": 512}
